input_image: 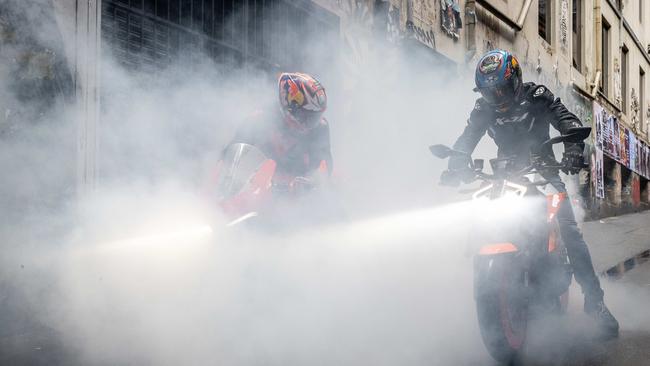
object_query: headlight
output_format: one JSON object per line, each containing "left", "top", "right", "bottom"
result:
{"left": 472, "top": 180, "right": 527, "bottom": 200}
{"left": 504, "top": 181, "right": 528, "bottom": 197}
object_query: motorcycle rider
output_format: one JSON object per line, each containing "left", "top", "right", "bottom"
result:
{"left": 441, "top": 49, "right": 619, "bottom": 338}
{"left": 230, "top": 72, "right": 332, "bottom": 191}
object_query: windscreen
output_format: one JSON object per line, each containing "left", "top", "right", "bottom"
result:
{"left": 216, "top": 143, "right": 268, "bottom": 199}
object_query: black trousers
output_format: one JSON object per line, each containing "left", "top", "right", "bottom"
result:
{"left": 550, "top": 177, "right": 604, "bottom": 301}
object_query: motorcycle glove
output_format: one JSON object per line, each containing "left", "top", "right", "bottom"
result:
{"left": 561, "top": 146, "right": 585, "bottom": 175}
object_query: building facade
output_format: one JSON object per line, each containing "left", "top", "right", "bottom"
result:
{"left": 12, "top": 0, "right": 341, "bottom": 197}
{"left": 321, "top": 0, "right": 650, "bottom": 218}
{"left": 3, "top": 0, "right": 649, "bottom": 218}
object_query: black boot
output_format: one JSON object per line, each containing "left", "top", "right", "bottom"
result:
{"left": 584, "top": 296, "right": 619, "bottom": 339}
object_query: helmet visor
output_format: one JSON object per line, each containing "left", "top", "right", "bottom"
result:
{"left": 477, "top": 83, "right": 516, "bottom": 107}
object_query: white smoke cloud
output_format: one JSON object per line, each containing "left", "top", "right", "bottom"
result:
{"left": 1, "top": 1, "right": 647, "bottom": 366}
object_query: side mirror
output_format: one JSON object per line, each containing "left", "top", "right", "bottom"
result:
{"left": 473, "top": 159, "right": 485, "bottom": 171}
{"left": 564, "top": 127, "right": 592, "bottom": 143}
{"left": 545, "top": 135, "right": 567, "bottom": 146}
{"left": 429, "top": 144, "right": 470, "bottom": 159}
{"left": 429, "top": 144, "right": 453, "bottom": 159}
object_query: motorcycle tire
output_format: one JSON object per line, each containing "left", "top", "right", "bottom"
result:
{"left": 475, "top": 255, "right": 528, "bottom": 363}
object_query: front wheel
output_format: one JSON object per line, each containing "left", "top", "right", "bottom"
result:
{"left": 475, "top": 256, "right": 528, "bottom": 363}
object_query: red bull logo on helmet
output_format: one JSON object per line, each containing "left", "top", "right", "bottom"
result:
{"left": 285, "top": 78, "right": 305, "bottom": 108}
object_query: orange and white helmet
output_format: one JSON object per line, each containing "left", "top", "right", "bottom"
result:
{"left": 278, "top": 72, "right": 327, "bottom": 133}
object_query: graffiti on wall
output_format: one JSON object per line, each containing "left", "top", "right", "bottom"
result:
{"left": 631, "top": 87, "right": 640, "bottom": 132}
{"left": 559, "top": 0, "right": 569, "bottom": 49}
{"left": 440, "top": 0, "right": 462, "bottom": 39}
{"left": 595, "top": 101, "right": 650, "bottom": 179}
{"left": 0, "top": 3, "right": 74, "bottom": 133}
{"left": 566, "top": 89, "right": 593, "bottom": 128}
{"left": 593, "top": 148, "right": 605, "bottom": 199}
{"left": 404, "top": 0, "right": 437, "bottom": 49}
{"left": 406, "top": 20, "right": 436, "bottom": 49}
{"left": 410, "top": 0, "right": 436, "bottom": 25}
{"left": 614, "top": 57, "right": 622, "bottom": 109}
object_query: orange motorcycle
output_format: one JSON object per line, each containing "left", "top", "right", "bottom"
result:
{"left": 430, "top": 127, "right": 591, "bottom": 362}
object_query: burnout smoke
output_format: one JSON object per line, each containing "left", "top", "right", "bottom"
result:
{"left": 1, "top": 1, "right": 649, "bottom": 366}
{"left": 55, "top": 197, "right": 531, "bottom": 365}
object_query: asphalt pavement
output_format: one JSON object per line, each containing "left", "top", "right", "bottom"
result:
{"left": 582, "top": 209, "right": 650, "bottom": 273}
{"left": 500, "top": 210, "right": 650, "bottom": 366}
{"left": 525, "top": 259, "right": 650, "bottom": 366}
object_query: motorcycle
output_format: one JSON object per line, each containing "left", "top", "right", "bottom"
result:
{"left": 208, "top": 143, "right": 276, "bottom": 227}
{"left": 429, "top": 126, "right": 591, "bottom": 363}
{"left": 208, "top": 142, "right": 333, "bottom": 229}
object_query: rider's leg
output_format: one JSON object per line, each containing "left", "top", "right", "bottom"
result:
{"left": 551, "top": 179, "right": 619, "bottom": 337}
{"left": 555, "top": 197, "right": 604, "bottom": 300}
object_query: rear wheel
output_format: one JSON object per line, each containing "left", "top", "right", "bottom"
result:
{"left": 475, "top": 256, "right": 528, "bottom": 363}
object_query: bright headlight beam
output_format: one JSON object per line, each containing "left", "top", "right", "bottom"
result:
{"left": 95, "top": 224, "right": 214, "bottom": 253}
{"left": 226, "top": 212, "right": 259, "bottom": 227}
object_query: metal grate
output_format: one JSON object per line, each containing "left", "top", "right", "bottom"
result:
{"left": 101, "top": 0, "right": 339, "bottom": 72}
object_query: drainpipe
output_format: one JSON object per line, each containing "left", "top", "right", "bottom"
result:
{"left": 618, "top": 1, "right": 624, "bottom": 107}
{"left": 465, "top": 0, "right": 477, "bottom": 62}
{"left": 516, "top": 0, "right": 533, "bottom": 29}
{"left": 475, "top": 0, "right": 532, "bottom": 32}
{"left": 592, "top": 0, "right": 602, "bottom": 97}
{"left": 405, "top": 0, "right": 412, "bottom": 25}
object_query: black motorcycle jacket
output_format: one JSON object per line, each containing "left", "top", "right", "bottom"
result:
{"left": 449, "top": 83, "right": 584, "bottom": 174}
{"left": 230, "top": 110, "right": 333, "bottom": 178}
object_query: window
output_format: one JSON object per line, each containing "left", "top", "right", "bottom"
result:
{"left": 641, "top": 67, "right": 646, "bottom": 131}
{"left": 601, "top": 18, "right": 610, "bottom": 96}
{"left": 101, "top": 0, "right": 340, "bottom": 72}
{"left": 539, "top": 0, "right": 552, "bottom": 43}
{"left": 572, "top": 0, "right": 582, "bottom": 71}
{"left": 622, "top": 46, "right": 628, "bottom": 113}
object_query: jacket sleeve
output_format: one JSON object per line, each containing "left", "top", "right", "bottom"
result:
{"left": 312, "top": 120, "right": 333, "bottom": 175}
{"left": 449, "top": 101, "right": 489, "bottom": 170}
{"left": 534, "top": 86, "right": 585, "bottom": 153}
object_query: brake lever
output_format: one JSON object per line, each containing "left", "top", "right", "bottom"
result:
{"left": 528, "top": 180, "right": 550, "bottom": 187}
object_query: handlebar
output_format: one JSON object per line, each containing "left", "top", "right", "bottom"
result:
{"left": 452, "top": 159, "right": 587, "bottom": 187}
{"left": 433, "top": 126, "right": 592, "bottom": 188}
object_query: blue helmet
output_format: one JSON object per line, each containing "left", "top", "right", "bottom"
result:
{"left": 474, "top": 49, "right": 523, "bottom": 110}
